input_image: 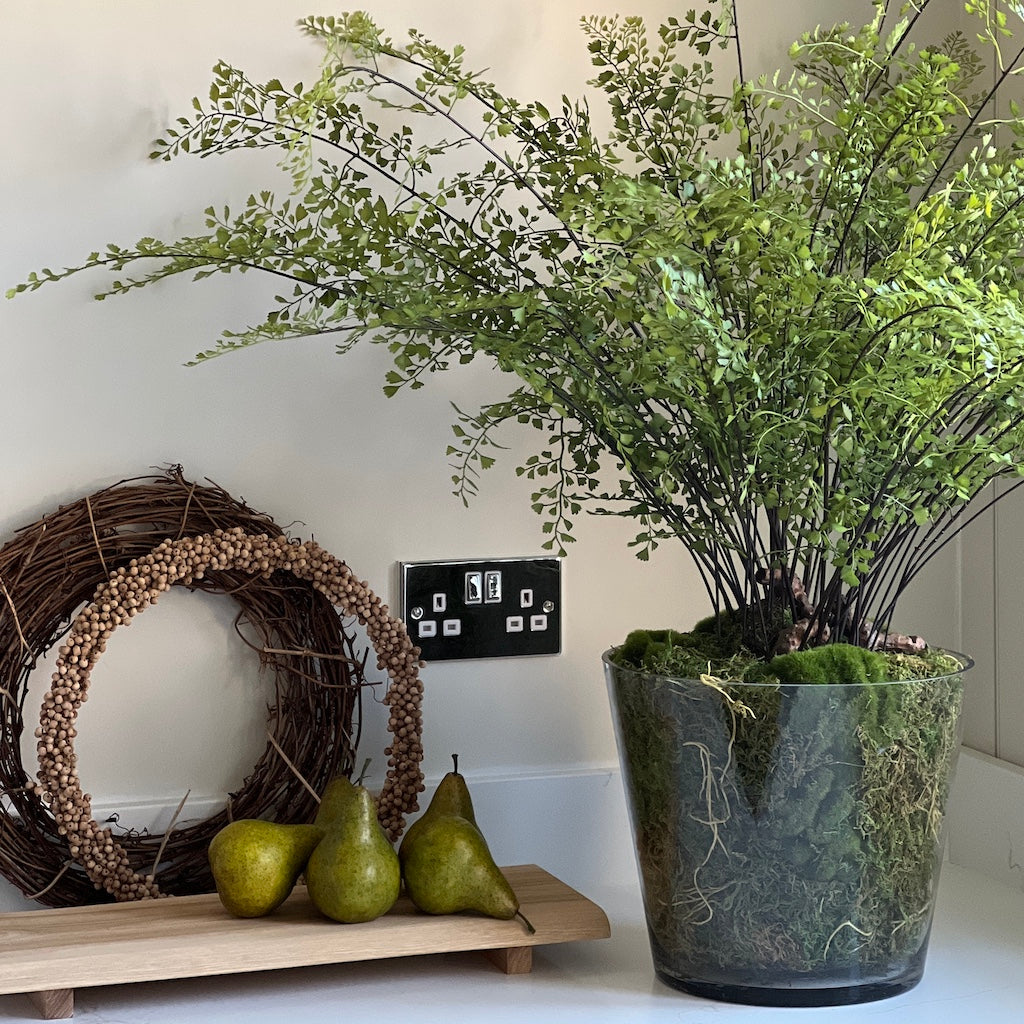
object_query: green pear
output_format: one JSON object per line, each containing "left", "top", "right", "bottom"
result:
{"left": 399, "top": 753, "right": 476, "bottom": 852}
{"left": 305, "top": 785, "right": 401, "bottom": 923}
{"left": 427, "top": 754, "right": 477, "bottom": 823}
{"left": 399, "top": 813, "right": 532, "bottom": 930}
{"left": 314, "top": 776, "right": 358, "bottom": 829}
{"left": 208, "top": 819, "right": 324, "bottom": 918}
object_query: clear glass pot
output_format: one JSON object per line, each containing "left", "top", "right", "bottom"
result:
{"left": 604, "top": 651, "right": 969, "bottom": 1007}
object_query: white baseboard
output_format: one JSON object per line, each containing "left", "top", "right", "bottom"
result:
{"left": 946, "top": 746, "right": 1024, "bottom": 890}
{"left": 0, "top": 748, "right": 1006, "bottom": 916}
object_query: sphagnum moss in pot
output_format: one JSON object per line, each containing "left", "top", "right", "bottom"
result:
{"left": 10, "top": 0, "right": 1024, "bottom": 1006}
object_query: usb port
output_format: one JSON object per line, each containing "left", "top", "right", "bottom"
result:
{"left": 464, "top": 571, "right": 482, "bottom": 604}
{"left": 484, "top": 570, "right": 502, "bottom": 603}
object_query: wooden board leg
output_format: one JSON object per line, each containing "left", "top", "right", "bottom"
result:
{"left": 27, "top": 989, "right": 74, "bottom": 1020}
{"left": 482, "top": 945, "right": 533, "bottom": 975}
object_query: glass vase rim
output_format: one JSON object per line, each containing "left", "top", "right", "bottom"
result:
{"left": 601, "top": 646, "right": 973, "bottom": 688}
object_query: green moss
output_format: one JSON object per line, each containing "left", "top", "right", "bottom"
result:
{"left": 691, "top": 608, "right": 745, "bottom": 648}
{"left": 765, "top": 644, "right": 888, "bottom": 685}
{"left": 613, "top": 624, "right": 762, "bottom": 679}
{"left": 611, "top": 625, "right": 965, "bottom": 686}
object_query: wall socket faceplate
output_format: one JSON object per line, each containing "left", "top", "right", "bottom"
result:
{"left": 399, "top": 557, "right": 561, "bottom": 661}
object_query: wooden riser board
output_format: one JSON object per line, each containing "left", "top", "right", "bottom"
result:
{"left": 0, "top": 865, "right": 610, "bottom": 1020}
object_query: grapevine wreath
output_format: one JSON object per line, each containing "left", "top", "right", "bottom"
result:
{"left": 0, "top": 467, "right": 424, "bottom": 906}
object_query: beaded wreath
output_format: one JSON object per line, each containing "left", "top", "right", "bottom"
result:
{"left": 37, "top": 528, "right": 424, "bottom": 901}
{"left": 0, "top": 468, "right": 424, "bottom": 906}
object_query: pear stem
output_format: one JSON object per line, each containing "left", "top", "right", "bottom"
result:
{"left": 355, "top": 757, "right": 372, "bottom": 786}
{"left": 452, "top": 753, "right": 459, "bottom": 775}
{"left": 516, "top": 910, "right": 536, "bottom": 935}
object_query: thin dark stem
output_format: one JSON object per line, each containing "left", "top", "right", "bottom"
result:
{"left": 855, "top": 524, "right": 920, "bottom": 632}
{"left": 808, "top": 346, "right": 1024, "bottom": 638}
{"left": 730, "top": 0, "right": 760, "bottom": 199}
{"left": 807, "top": 1, "right": 929, "bottom": 277}
{"left": 827, "top": 108, "right": 920, "bottom": 276}
{"left": 595, "top": 34, "right": 677, "bottom": 174}
{"left": 963, "top": 188, "right": 1024, "bottom": 262}
{"left": 471, "top": 306, "right": 753, "bottom": 586}
{"left": 343, "top": 62, "right": 582, "bottom": 248}
{"left": 192, "top": 65, "right": 585, "bottom": 288}
{"left": 921, "top": 41, "right": 1024, "bottom": 200}
{"left": 88, "top": 249, "right": 315, "bottom": 293}
{"left": 866, "top": 0, "right": 931, "bottom": 98}
{"left": 884, "top": 411, "right": 1024, "bottom": 591}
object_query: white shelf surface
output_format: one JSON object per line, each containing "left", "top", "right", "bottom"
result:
{"left": 0, "top": 860, "right": 1021, "bottom": 1024}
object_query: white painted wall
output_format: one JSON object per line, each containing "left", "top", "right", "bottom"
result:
{"left": 0, "top": 0, "right": 963, "bottom": 911}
